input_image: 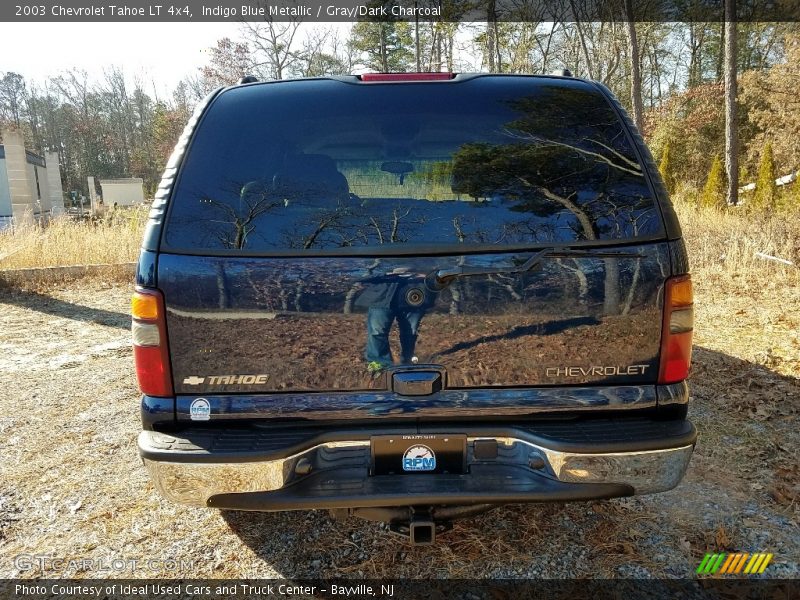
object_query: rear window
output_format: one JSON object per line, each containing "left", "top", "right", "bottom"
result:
{"left": 163, "top": 76, "right": 664, "bottom": 254}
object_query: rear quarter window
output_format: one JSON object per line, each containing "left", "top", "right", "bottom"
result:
{"left": 163, "top": 76, "right": 664, "bottom": 254}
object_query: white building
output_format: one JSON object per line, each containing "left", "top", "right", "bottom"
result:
{"left": 99, "top": 178, "right": 145, "bottom": 207}
{"left": 0, "top": 128, "right": 64, "bottom": 228}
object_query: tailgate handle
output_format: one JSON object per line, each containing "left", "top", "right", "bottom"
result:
{"left": 392, "top": 371, "right": 442, "bottom": 396}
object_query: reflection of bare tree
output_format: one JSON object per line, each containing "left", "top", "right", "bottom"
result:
{"left": 487, "top": 273, "right": 523, "bottom": 301}
{"left": 449, "top": 282, "right": 463, "bottom": 315}
{"left": 622, "top": 260, "right": 640, "bottom": 315}
{"left": 450, "top": 217, "right": 466, "bottom": 315}
{"left": 460, "top": 150, "right": 653, "bottom": 315}
{"left": 197, "top": 183, "right": 283, "bottom": 308}
{"left": 604, "top": 258, "right": 621, "bottom": 315}
{"left": 293, "top": 279, "right": 305, "bottom": 312}
{"left": 343, "top": 259, "right": 380, "bottom": 314}
{"left": 214, "top": 261, "right": 230, "bottom": 309}
{"left": 341, "top": 208, "right": 424, "bottom": 313}
{"left": 516, "top": 176, "right": 598, "bottom": 238}
{"left": 389, "top": 208, "right": 410, "bottom": 243}
{"left": 504, "top": 129, "right": 643, "bottom": 176}
{"left": 200, "top": 184, "right": 282, "bottom": 249}
{"left": 601, "top": 197, "right": 654, "bottom": 316}
{"left": 448, "top": 86, "right": 654, "bottom": 316}
{"left": 556, "top": 258, "right": 589, "bottom": 305}
{"left": 368, "top": 217, "right": 384, "bottom": 244}
{"left": 364, "top": 207, "right": 421, "bottom": 245}
{"left": 301, "top": 208, "right": 350, "bottom": 249}
{"left": 513, "top": 175, "right": 625, "bottom": 315}
{"left": 246, "top": 263, "right": 324, "bottom": 313}
{"left": 274, "top": 202, "right": 353, "bottom": 250}
{"left": 281, "top": 203, "right": 426, "bottom": 251}
{"left": 277, "top": 278, "right": 289, "bottom": 311}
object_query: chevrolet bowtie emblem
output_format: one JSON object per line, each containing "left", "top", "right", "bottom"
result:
{"left": 183, "top": 376, "right": 206, "bottom": 385}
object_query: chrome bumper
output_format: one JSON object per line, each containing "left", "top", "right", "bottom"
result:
{"left": 140, "top": 431, "right": 694, "bottom": 507}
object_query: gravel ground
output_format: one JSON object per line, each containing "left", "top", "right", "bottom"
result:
{"left": 0, "top": 277, "right": 797, "bottom": 579}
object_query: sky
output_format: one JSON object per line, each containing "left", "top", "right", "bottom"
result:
{"left": 1, "top": 22, "right": 485, "bottom": 99}
{"left": 0, "top": 22, "right": 244, "bottom": 97}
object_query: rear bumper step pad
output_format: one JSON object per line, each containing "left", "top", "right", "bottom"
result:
{"left": 207, "top": 465, "right": 631, "bottom": 511}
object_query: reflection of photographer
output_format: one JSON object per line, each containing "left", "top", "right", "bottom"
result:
{"left": 355, "top": 267, "right": 437, "bottom": 369}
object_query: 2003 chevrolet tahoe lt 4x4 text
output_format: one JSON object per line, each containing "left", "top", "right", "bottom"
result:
{"left": 134, "top": 72, "right": 695, "bottom": 544}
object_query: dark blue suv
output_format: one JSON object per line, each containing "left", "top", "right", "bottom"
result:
{"left": 134, "top": 73, "right": 695, "bottom": 544}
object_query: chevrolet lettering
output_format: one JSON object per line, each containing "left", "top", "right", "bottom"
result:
{"left": 545, "top": 365, "right": 651, "bottom": 378}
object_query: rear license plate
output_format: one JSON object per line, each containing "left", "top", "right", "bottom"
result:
{"left": 371, "top": 434, "right": 466, "bottom": 475}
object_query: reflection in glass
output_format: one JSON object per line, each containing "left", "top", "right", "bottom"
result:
{"left": 164, "top": 77, "right": 663, "bottom": 253}
{"left": 355, "top": 267, "right": 437, "bottom": 372}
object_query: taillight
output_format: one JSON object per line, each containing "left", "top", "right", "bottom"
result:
{"left": 132, "top": 288, "right": 173, "bottom": 397}
{"left": 360, "top": 73, "right": 454, "bottom": 82}
{"left": 658, "top": 275, "right": 694, "bottom": 384}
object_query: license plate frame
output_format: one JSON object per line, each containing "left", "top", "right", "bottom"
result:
{"left": 371, "top": 434, "right": 467, "bottom": 475}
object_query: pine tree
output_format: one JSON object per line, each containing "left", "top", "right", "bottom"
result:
{"left": 658, "top": 142, "right": 676, "bottom": 195}
{"left": 701, "top": 156, "right": 727, "bottom": 208}
{"left": 350, "top": 18, "right": 414, "bottom": 73}
{"left": 752, "top": 142, "right": 777, "bottom": 210}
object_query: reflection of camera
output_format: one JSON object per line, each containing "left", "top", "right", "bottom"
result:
{"left": 404, "top": 286, "right": 426, "bottom": 307}
{"left": 396, "top": 281, "right": 435, "bottom": 309}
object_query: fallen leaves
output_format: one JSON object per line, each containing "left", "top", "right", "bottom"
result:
{"left": 714, "top": 526, "right": 733, "bottom": 550}
{"left": 770, "top": 465, "right": 800, "bottom": 508}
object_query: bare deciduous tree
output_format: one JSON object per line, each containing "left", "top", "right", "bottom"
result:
{"left": 0, "top": 72, "right": 26, "bottom": 126}
{"left": 624, "top": 0, "right": 644, "bottom": 129}
{"left": 241, "top": 18, "right": 303, "bottom": 80}
{"left": 724, "top": 2, "right": 739, "bottom": 206}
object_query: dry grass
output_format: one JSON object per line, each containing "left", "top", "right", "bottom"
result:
{"left": 0, "top": 188, "right": 797, "bottom": 578}
{"left": 0, "top": 195, "right": 797, "bottom": 282}
{"left": 673, "top": 196, "right": 800, "bottom": 386}
{"left": 0, "top": 216, "right": 798, "bottom": 577}
{"left": 674, "top": 197, "right": 800, "bottom": 284}
{"left": 0, "top": 208, "right": 146, "bottom": 270}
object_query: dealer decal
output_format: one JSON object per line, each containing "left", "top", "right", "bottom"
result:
{"left": 189, "top": 398, "right": 211, "bottom": 421}
{"left": 402, "top": 445, "right": 436, "bottom": 472}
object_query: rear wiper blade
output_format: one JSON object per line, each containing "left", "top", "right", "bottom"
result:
{"left": 426, "top": 247, "right": 643, "bottom": 290}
